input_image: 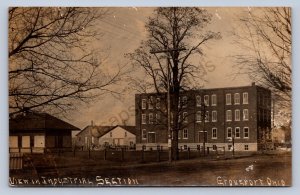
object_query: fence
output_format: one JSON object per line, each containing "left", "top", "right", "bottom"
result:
{"left": 45, "top": 145, "right": 227, "bottom": 163}
{"left": 9, "top": 153, "right": 23, "bottom": 170}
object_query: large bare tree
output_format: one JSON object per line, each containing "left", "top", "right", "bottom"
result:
{"left": 232, "top": 7, "right": 291, "bottom": 111}
{"left": 127, "top": 8, "right": 220, "bottom": 160}
{"left": 9, "top": 7, "right": 122, "bottom": 116}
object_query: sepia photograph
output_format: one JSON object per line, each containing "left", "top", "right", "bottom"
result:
{"left": 8, "top": 7, "right": 292, "bottom": 187}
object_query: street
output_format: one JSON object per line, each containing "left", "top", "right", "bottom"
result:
{"left": 9, "top": 152, "right": 291, "bottom": 186}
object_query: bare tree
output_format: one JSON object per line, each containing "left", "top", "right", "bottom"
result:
{"left": 127, "top": 8, "right": 220, "bottom": 160}
{"left": 9, "top": 7, "right": 123, "bottom": 116}
{"left": 232, "top": 7, "right": 291, "bottom": 109}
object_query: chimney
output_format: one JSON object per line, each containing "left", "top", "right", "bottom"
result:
{"left": 251, "top": 82, "right": 255, "bottom": 86}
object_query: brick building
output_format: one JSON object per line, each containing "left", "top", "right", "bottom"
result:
{"left": 135, "top": 83, "right": 272, "bottom": 152}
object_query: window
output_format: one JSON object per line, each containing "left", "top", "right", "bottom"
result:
{"left": 244, "top": 127, "right": 249, "bottom": 138}
{"left": 183, "top": 112, "right": 188, "bottom": 123}
{"left": 22, "top": 136, "right": 30, "bottom": 148}
{"left": 235, "top": 109, "right": 240, "bottom": 121}
{"left": 156, "top": 98, "right": 160, "bottom": 109}
{"left": 142, "top": 99, "right": 147, "bottom": 109}
{"left": 182, "top": 96, "right": 187, "bottom": 108}
{"left": 234, "top": 93, "right": 240, "bottom": 105}
{"left": 235, "top": 127, "right": 240, "bottom": 138}
{"left": 211, "top": 94, "right": 217, "bottom": 106}
{"left": 178, "top": 130, "right": 182, "bottom": 139}
{"left": 204, "top": 95, "right": 209, "bottom": 106}
{"left": 142, "top": 129, "right": 147, "bottom": 140}
{"left": 142, "top": 114, "right": 146, "bottom": 124}
{"left": 183, "top": 129, "right": 188, "bottom": 139}
{"left": 149, "top": 113, "right": 153, "bottom": 124}
{"left": 148, "top": 96, "right": 154, "bottom": 109}
{"left": 243, "top": 92, "right": 248, "bottom": 104}
{"left": 147, "top": 132, "right": 156, "bottom": 143}
{"left": 110, "top": 132, "right": 113, "bottom": 137}
{"left": 212, "top": 128, "right": 217, "bottom": 139}
{"left": 184, "top": 145, "right": 188, "bottom": 150}
{"left": 244, "top": 145, "right": 249, "bottom": 151}
{"left": 243, "top": 109, "right": 249, "bottom": 121}
{"left": 125, "top": 132, "right": 127, "bottom": 137}
{"left": 196, "top": 95, "right": 201, "bottom": 107}
{"left": 196, "top": 111, "right": 201, "bottom": 122}
{"left": 205, "top": 111, "right": 209, "bottom": 122}
{"left": 226, "top": 94, "right": 231, "bottom": 105}
{"left": 226, "top": 110, "right": 232, "bottom": 121}
{"left": 227, "top": 127, "right": 232, "bottom": 138}
{"left": 228, "top": 145, "right": 232, "bottom": 151}
{"left": 9, "top": 136, "right": 18, "bottom": 148}
{"left": 213, "top": 145, "right": 217, "bottom": 150}
{"left": 156, "top": 113, "right": 160, "bottom": 124}
{"left": 212, "top": 111, "right": 217, "bottom": 122}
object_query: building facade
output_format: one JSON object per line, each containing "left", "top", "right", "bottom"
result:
{"left": 9, "top": 112, "right": 79, "bottom": 153}
{"left": 135, "top": 83, "right": 272, "bottom": 151}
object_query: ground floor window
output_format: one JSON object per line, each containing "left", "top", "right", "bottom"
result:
{"left": 244, "top": 145, "right": 249, "bottom": 151}
{"left": 184, "top": 145, "right": 188, "bottom": 150}
{"left": 228, "top": 144, "right": 232, "bottom": 151}
{"left": 147, "top": 132, "right": 156, "bottom": 143}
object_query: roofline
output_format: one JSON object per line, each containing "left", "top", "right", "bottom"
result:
{"left": 135, "top": 83, "right": 270, "bottom": 96}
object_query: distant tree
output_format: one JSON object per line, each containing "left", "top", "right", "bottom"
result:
{"left": 127, "top": 8, "right": 220, "bottom": 160}
{"left": 9, "top": 7, "right": 123, "bottom": 116}
{"left": 232, "top": 7, "right": 291, "bottom": 110}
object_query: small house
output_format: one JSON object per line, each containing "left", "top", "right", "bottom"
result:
{"left": 75, "top": 125, "right": 136, "bottom": 150}
{"left": 9, "top": 112, "right": 80, "bottom": 153}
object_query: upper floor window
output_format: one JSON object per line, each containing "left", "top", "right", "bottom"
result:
{"left": 234, "top": 93, "right": 240, "bottom": 105}
{"left": 212, "top": 111, "right": 217, "bottom": 122}
{"left": 142, "top": 99, "right": 147, "bottom": 110}
{"left": 244, "top": 127, "right": 249, "bottom": 138}
{"left": 141, "top": 114, "right": 146, "bottom": 124}
{"left": 110, "top": 132, "right": 113, "bottom": 137}
{"left": 212, "top": 128, "right": 217, "bottom": 139}
{"left": 125, "top": 132, "right": 127, "bottom": 137}
{"left": 243, "top": 92, "right": 249, "bottom": 104}
{"left": 235, "top": 109, "right": 240, "bottom": 121}
{"left": 235, "top": 127, "right": 240, "bottom": 138}
{"left": 226, "top": 94, "right": 231, "bottom": 105}
{"left": 142, "top": 129, "right": 147, "bottom": 139}
{"left": 227, "top": 127, "right": 232, "bottom": 138}
{"left": 243, "top": 109, "right": 249, "bottom": 121}
{"left": 204, "top": 95, "right": 209, "bottom": 106}
{"left": 183, "top": 112, "right": 188, "bottom": 123}
{"left": 183, "top": 129, "right": 188, "bottom": 139}
{"left": 156, "top": 113, "right": 160, "bottom": 124}
{"left": 196, "top": 111, "right": 201, "bottom": 122}
{"left": 196, "top": 95, "right": 201, "bottom": 107}
{"left": 149, "top": 113, "right": 153, "bottom": 124}
{"left": 156, "top": 98, "right": 160, "bottom": 109}
{"left": 211, "top": 94, "right": 217, "bottom": 106}
{"left": 205, "top": 111, "right": 209, "bottom": 122}
{"left": 226, "top": 110, "right": 232, "bottom": 121}
{"left": 148, "top": 96, "right": 154, "bottom": 109}
{"left": 182, "top": 96, "right": 188, "bottom": 108}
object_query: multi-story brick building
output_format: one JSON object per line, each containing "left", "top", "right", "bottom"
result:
{"left": 135, "top": 83, "right": 272, "bottom": 152}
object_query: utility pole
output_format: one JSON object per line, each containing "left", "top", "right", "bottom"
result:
{"left": 150, "top": 47, "right": 186, "bottom": 162}
{"left": 200, "top": 102, "right": 207, "bottom": 156}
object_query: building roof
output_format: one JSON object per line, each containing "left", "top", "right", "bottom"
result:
{"left": 76, "top": 125, "right": 136, "bottom": 138}
{"left": 9, "top": 112, "right": 80, "bottom": 131}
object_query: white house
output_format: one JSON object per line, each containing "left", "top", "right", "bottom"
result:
{"left": 76, "top": 125, "right": 136, "bottom": 150}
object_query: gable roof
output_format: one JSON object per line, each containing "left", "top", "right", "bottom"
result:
{"left": 76, "top": 125, "right": 136, "bottom": 138}
{"left": 9, "top": 112, "right": 80, "bottom": 131}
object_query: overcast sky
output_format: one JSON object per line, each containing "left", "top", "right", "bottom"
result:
{"left": 68, "top": 7, "right": 256, "bottom": 129}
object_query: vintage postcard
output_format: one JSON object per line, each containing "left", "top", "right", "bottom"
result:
{"left": 9, "top": 7, "right": 291, "bottom": 187}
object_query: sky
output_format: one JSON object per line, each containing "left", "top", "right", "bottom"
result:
{"left": 69, "top": 7, "right": 255, "bottom": 129}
